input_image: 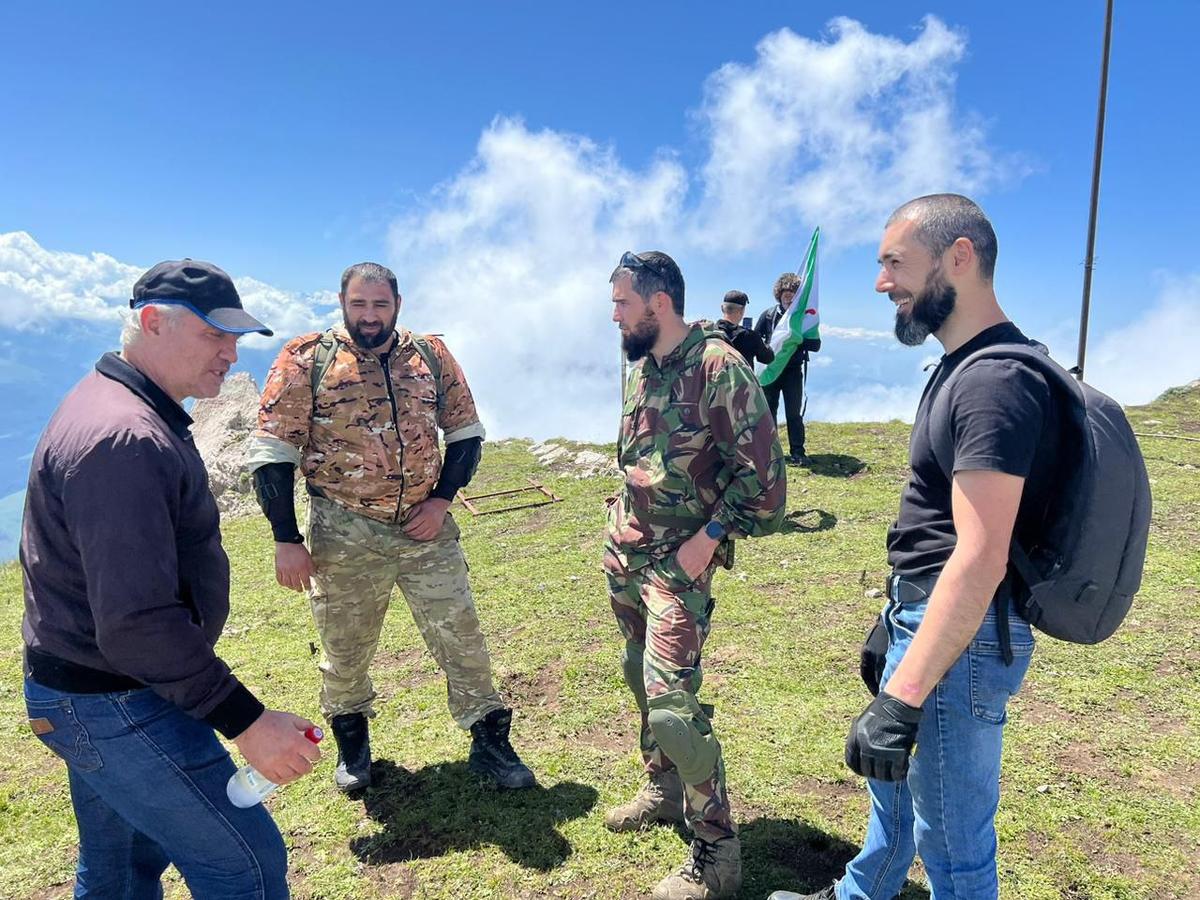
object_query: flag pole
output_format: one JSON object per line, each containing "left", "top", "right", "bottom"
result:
{"left": 1073, "top": 0, "right": 1114, "bottom": 382}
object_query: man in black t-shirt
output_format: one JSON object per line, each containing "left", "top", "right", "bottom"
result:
{"left": 770, "top": 194, "right": 1057, "bottom": 900}
{"left": 715, "top": 290, "right": 775, "bottom": 366}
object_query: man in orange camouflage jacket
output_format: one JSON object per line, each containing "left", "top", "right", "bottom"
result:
{"left": 245, "top": 262, "right": 535, "bottom": 793}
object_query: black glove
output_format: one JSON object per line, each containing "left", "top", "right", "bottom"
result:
{"left": 859, "top": 614, "right": 889, "bottom": 697}
{"left": 845, "top": 691, "right": 923, "bottom": 782}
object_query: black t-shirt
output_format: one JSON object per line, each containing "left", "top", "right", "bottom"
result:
{"left": 887, "top": 322, "right": 1063, "bottom": 577}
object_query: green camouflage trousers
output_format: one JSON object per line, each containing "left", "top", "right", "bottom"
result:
{"left": 605, "top": 548, "right": 735, "bottom": 842}
{"left": 306, "top": 495, "right": 503, "bottom": 728}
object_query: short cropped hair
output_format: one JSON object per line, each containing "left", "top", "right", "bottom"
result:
{"left": 340, "top": 262, "right": 399, "bottom": 300}
{"left": 610, "top": 251, "right": 685, "bottom": 316}
{"left": 886, "top": 193, "right": 998, "bottom": 281}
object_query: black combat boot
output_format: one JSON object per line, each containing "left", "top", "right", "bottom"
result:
{"left": 468, "top": 708, "right": 536, "bottom": 789}
{"left": 330, "top": 712, "right": 372, "bottom": 792}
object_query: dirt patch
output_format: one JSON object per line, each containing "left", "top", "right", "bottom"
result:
{"left": 1054, "top": 743, "right": 1122, "bottom": 783}
{"left": 500, "top": 659, "right": 565, "bottom": 711}
{"left": 359, "top": 862, "right": 420, "bottom": 897}
{"left": 503, "top": 506, "right": 556, "bottom": 534}
{"left": 374, "top": 648, "right": 440, "bottom": 689}
{"left": 788, "top": 776, "right": 861, "bottom": 808}
{"left": 576, "top": 718, "right": 632, "bottom": 753}
{"left": 1052, "top": 822, "right": 1159, "bottom": 890}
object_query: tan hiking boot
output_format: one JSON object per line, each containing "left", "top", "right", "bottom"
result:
{"left": 651, "top": 836, "right": 741, "bottom": 900}
{"left": 603, "top": 770, "right": 685, "bottom": 832}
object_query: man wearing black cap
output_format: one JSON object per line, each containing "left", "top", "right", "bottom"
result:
{"left": 714, "top": 290, "right": 775, "bottom": 367}
{"left": 21, "top": 259, "right": 320, "bottom": 898}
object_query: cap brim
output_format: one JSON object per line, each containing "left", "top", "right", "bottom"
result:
{"left": 202, "top": 307, "right": 273, "bottom": 337}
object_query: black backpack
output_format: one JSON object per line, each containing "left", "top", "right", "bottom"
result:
{"left": 928, "top": 343, "right": 1152, "bottom": 646}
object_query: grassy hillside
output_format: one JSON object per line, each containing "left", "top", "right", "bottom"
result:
{"left": 2, "top": 388, "right": 1198, "bottom": 899}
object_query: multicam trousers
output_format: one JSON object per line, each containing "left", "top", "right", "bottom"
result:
{"left": 306, "top": 495, "right": 504, "bottom": 728}
{"left": 605, "top": 548, "right": 735, "bottom": 842}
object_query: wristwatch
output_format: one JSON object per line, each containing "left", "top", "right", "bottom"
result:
{"left": 704, "top": 520, "right": 726, "bottom": 540}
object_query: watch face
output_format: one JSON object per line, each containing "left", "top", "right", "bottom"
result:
{"left": 705, "top": 521, "right": 724, "bottom": 539}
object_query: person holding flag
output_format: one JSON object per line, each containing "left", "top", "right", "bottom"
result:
{"left": 754, "top": 228, "right": 822, "bottom": 465}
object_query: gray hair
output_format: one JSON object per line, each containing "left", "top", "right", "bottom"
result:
{"left": 340, "top": 262, "right": 399, "bottom": 299}
{"left": 887, "top": 193, "right": 998, "bottom": 281}
{"left": 120, "top": 303, "right": 189, "bottom": 348}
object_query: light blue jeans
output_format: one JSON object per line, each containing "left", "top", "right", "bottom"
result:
{"left": 837, "top": 575, "right": 1034, "bottom": 900}
{"left": 24, "top": 679, "right": 289, "bottom": 899}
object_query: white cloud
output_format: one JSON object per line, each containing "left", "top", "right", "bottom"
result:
{"left": 692, "top": 16, "right": 1019, "bottom": 252}
{"left": 0, "top": 231, "right": 140, "bottom": 328}
{"left": 232, "top": 278, "right": 337, "bottom": 350}
{"left": 807, "top": 381, "right": 924, "bottom": 424}
{"left": 1, "top": 16, "right": 1030, "bottom": 442}
{"left": 822, "top": 324, "right": 894, "bottom": 342}
{"left": 387, "top": 117, "right": 688, "bottom": 441}
{"left": 0, "top": 231, "right": 333, "bottom": 345}
{"left": 1085, "top": 274, "right": 1200, "bottom": 405}
{"left": 381, "top": 16, "right": 1020, "bottom": 439}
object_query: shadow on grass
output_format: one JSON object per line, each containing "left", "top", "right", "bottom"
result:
{"left": 740, "top": 816, "right": 930, "bottom": 899}
{"left": 805, "top": 454, "right": 867, "bottom": 477}
{"left": 780, "top": 508, "right": 838, "bottom": 534}
{"left": 349, "top": 759, "right": 597, "bottom": 871}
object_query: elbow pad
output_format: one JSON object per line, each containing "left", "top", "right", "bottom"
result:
{"left": 431, "top": 437, "right": 483, "bottom": 501}
{"left": 252, "top": 463, "right": 304, "bottom": 543}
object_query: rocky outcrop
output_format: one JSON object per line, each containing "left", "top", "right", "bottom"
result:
{"left": 529, "top": 441, "right": 620, "bottom": 479}
{"left": 190, "top": 372, "right": 264, "bottom": 518}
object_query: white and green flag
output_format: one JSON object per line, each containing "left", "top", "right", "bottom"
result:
{"left": 759, "top": 226, "right": 820, "bottom": 387}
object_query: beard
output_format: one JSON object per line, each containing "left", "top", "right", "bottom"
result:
{"left": 345, "top": 309, "right": 399, "bottom": 349}
{"left": 894, "top": 267, "right": 957, "bottom": 347}
{"left": 621, "top": 309, "right": 660, "bottom": 361}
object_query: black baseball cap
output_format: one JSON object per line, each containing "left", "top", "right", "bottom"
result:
{"left": 130, "top": 259, "right": 273, "bottom": 336}
{"left": 723, "top": 290, "right": 749, "bottom": 306}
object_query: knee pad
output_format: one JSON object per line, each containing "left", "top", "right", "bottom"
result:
{"left": 621, "top": 642, "right": 648, "bottom": 716}
{"left": 646, "top": 690, "right": 720, "bottom": 785}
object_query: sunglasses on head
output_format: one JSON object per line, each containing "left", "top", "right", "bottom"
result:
{"left": 619, "top": 251, "right": 667, "bottom": 279}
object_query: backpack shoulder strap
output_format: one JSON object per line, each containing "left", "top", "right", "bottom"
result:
{"left": 409, "top": 333, "right": 445, "bottom": 412}
{"left": 309, "top": 328, "right": 338, "bottom": 409}
{"left": 926, "top": 341, "right": 1076, "bottom": 480}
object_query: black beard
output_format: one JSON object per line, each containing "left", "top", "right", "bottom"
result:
{"left": 621, "top": 313, "right": 659, "bottom": 362}
{"left": 345, "top": 312, "right": 398, "bottom": 349}
{"left": 894, "top": 270, "right": 956, "bottom": 347}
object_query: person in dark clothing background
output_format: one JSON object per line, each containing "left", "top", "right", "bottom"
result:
{"left": 754, "top": 273, "right": 820, "bottom": 465}
{"left": 715, "top": 290, "right": 775, "bottom": 367}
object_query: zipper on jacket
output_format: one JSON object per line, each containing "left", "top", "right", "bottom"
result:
{"left": 377, "top": 345, "right": 407, "bottom": 522}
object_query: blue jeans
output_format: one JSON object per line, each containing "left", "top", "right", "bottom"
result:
{"left": 24, "top": 679, "right": 288, "bottom": 899}
{"left": 837, "top": 576, "right": 1034, "bottom": 900}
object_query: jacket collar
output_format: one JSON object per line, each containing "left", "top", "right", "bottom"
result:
{"left": 644, "top": 322, "right": 709, "bottom": 374}
{"left": 95, "top": 352, "right": 194, "bottom": 440}
{"left": 330, "top": 324, "right": 409, "bottom": 360}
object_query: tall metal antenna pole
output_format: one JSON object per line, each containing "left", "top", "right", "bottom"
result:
{"left": 1074, "top": 0, "right": 1115, "bottom": 382}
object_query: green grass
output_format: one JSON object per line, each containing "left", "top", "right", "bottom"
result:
{"left": 3, "top": 390, "right": 1199, "bottom": 899}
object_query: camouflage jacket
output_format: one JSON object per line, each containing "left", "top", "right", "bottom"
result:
{"left": 607, "top": 322, "right": 786, "bottom": 570}
{"left": 249, "top": 325, "right": 486, "bottom": 523}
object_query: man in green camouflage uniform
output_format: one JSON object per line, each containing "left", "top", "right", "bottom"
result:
{"left": 605, "top": 251, "right": 787, "bottom": 900}
{"left": 246, "top": 262, "right": 534, "bottom": 793}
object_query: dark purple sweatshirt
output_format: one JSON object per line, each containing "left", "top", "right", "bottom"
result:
{"left": 21, "top": 352, "right": 263, "bottom": 738}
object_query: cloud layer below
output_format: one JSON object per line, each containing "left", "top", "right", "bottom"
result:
{"left": 2, "top": 17, "right": 1192, "bottom": 451}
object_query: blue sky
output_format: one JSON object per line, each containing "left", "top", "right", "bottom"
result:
{"left": 2, "top": 1, "right": 1197, "bottom": 559}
